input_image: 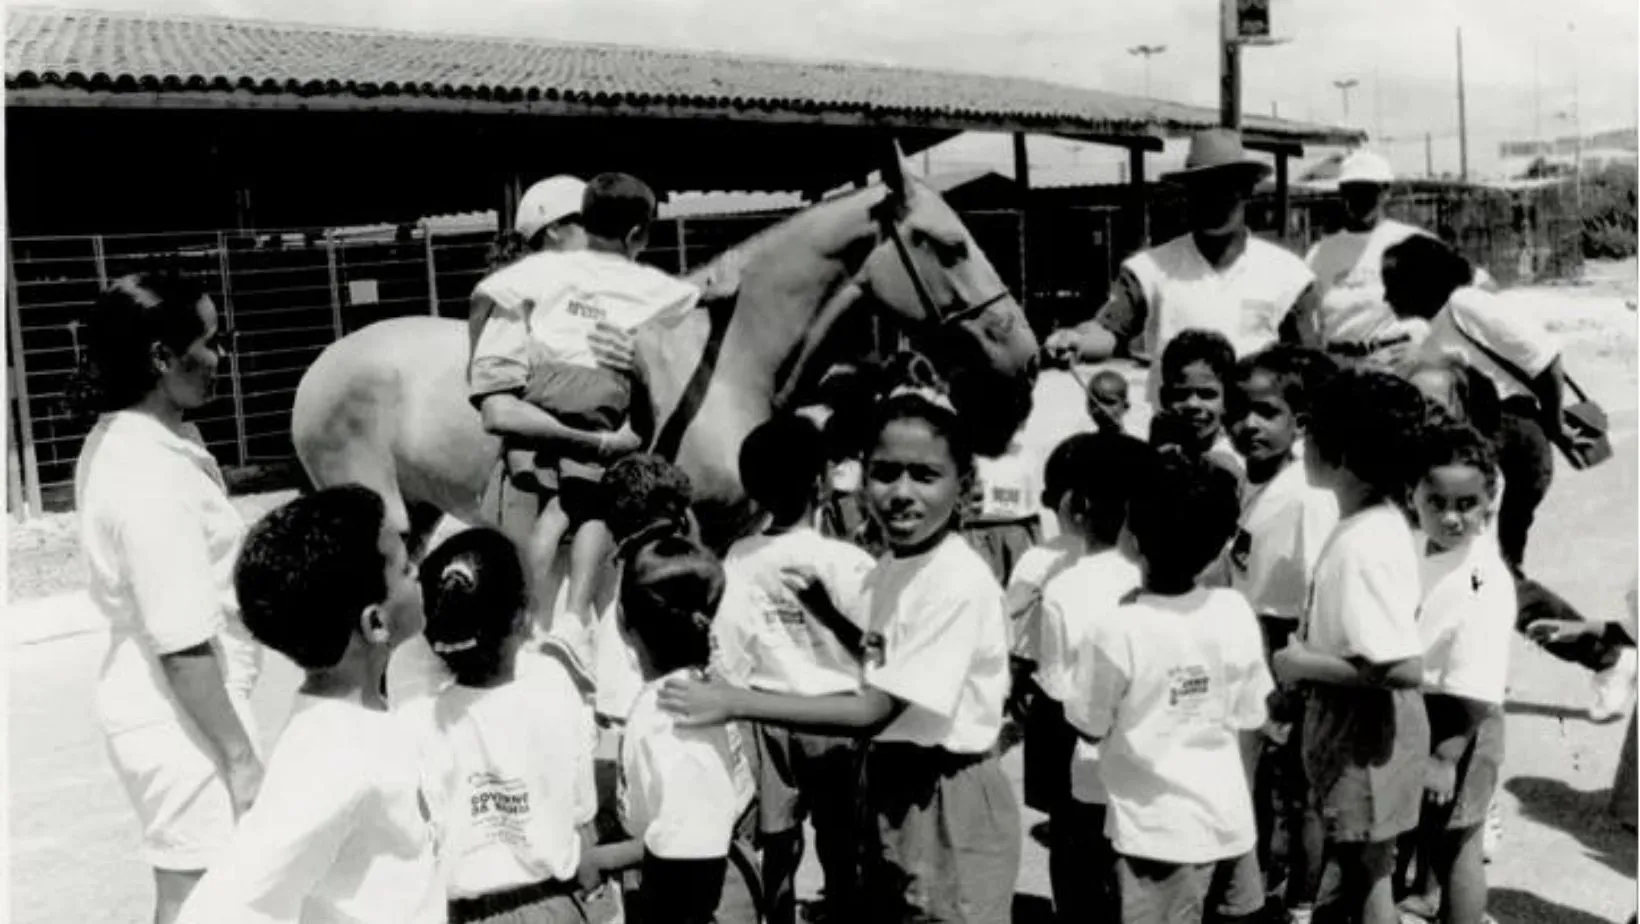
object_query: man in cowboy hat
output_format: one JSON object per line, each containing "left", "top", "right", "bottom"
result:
{"left": 1044, "top": 128, "right": 1317, "bottom": 403}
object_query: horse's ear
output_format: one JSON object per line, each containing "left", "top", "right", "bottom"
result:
{"left": 881, "top": 138, "right": 909, "bottom": 200}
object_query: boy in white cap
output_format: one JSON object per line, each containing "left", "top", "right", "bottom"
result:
{"left": 470, "top": 173, "right": 702, "bottom": 677}
{"left": 469, "top": 175, "right": 590, "bottom": 356}
{"left": 1043, "top": 128, "right": 1318, "bottom": 405}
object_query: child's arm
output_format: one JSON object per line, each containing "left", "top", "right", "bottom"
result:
{"left": 661, "top": 678, "right": 905, "bottom": 739}
{"left": 578, "top": 838, "right": 647, "bottom": 889}
{"left": 780, "top": 561, "right": 871, "bottom": 660}
{"left": 1423, "top": 693, "right": 1495, "bottom": 804}
{"left": 1272, "top": 638, "right": 1423, "bottom": 689}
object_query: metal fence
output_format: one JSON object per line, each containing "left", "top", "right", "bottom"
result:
{"left": 6, "top": 207, "right": 1045, "bottom": 513}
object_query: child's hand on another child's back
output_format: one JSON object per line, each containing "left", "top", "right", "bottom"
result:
{"left": 1424, "top": 756, "right": 1458, "bottom": 806}
{"left": 658, "top": 672, "right": 733, "bottom": 726}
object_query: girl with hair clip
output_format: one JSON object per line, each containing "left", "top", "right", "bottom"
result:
{"left": 411, "top": 527, "right": 621, "bottom": 924}
{"left": 659, "top": 356, "right": 1020, "bottom": 923}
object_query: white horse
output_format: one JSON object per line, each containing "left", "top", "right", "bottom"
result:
{"left": 290, "top": 157, "right": 1040, "bottom": 556}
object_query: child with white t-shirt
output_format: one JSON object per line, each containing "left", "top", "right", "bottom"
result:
{"left": 1152, "top": 328, "right": 1247, "bottom": 486}
{"left": 1010, "top": 433, "right": 1101, "bottom": 814}
{"left": 616, "top": 532, "right": 756, "bottom": 924}
{"left": 410, "top": 527, "right": 620, "bottom": 923}
{"left": 712, "top": 413, "right": 874, "bottom": 924}
{"left": 658, "top": 376, "right": 1021, "bottom": 923}
{"left": 1395, "top": 423, "right": 1515, "bottom": 924}
{"left": 963, "top": 433, "right": 1044, "bottom": 583}
{"left": 1067, "top": 451, "right": 1272, "bottom": 924}
{"left": 177, "top": 486, "right": 444, "bottom": 924}
{"left": 1273, "top": 369, "right": 1432, "bottom": 924}
{"left": 1223, "top": 345, "right": 1340, "bottom": 913}
{"left": 471, "top": 173, "right": 702, "bottom": 663}
{"left": 1034, "top": 431, "right": 1152, "bottom": 922}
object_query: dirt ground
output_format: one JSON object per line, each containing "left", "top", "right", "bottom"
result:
{"left": 7, "top": 260, "right": 1638, "bottom": 922}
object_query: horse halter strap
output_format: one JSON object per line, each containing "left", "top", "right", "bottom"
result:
{"left": 869, "top": 198, "right": 1010, "bottom": 329}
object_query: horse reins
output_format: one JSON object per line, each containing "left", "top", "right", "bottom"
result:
{"left": 870, "top": 198, "right": 1011, "bottom": 330}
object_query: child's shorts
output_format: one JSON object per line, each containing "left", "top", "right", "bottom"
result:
{"left": 524, "top": 360, "right": 633, "bottom": 433}
{"left": 863, "top": 741, "right": 1022, "bottom": 924}
{"left": 752, "top": 722, "right": 862, "bottom": 836}
{"left": 1050, "top": 799, "right": 1116, "bottom": 923}
{"left": 961, "top": 516, "right": 1041, "bottom": 584}
{"left": 448, "top": 879, "right": 590, "bottom": 924}
{"left": 104, "top": 719, "right": 236, "bottom": 872}
{"left": 1424, "top": 698, "right": 1505, "bottom": 831}
{"left": 1302, "top": 686, "right": 1430, "bottom": 844}
{"left": 1114, "top": 851, "right": 1265, "bottom": 924}
{"left": 1022, "top": 690, "right": 1075, "bottom": 814}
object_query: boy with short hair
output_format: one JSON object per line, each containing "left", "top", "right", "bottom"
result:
{"left": 711, "top": 414, "right": 874, "bottom": 924}
{"left": 1086, "top": 369, "right": 1133, "bottom": 435}
{"left": 1152, "top": 328, "right": 1245, "bottom": 483}
{"left": 177, "top": 486, "right": 443, "bottom": 924}
{"left": 1068, "top": 452, "right": 1273, "bottom": 924}
{"left": 1224, "top": 344, "right": 1340, "bottom": 916}
{"left": 470, "top": 173, "right": 703, "bottom": 663}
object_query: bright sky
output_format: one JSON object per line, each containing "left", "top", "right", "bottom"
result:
{"left": 22, "top": 0, "right": 1640, "bottom": 177}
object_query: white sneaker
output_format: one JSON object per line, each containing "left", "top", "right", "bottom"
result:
{"left": 1591, "top": 647, "right": 1639, "bottom": 724}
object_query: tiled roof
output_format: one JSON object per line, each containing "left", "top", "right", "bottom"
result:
{"left": 5, "top": 7, "right": 1362, "bottom": 145}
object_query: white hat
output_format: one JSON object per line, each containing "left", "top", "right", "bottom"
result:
{"left": 1338, "top": 150, "right": 1395, "bottom": 186}
{"left": 515, "top": 175, "right": 587, "bottom": 239}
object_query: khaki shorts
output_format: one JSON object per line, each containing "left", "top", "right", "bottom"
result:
{"left": 105, "top": 721, "right": 235, "bottom": 871}
{"left": 1115, "top": 851, "right": 1265, "bottom": 924}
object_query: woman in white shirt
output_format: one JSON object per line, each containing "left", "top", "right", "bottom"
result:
{"left": 70, "top": 270, "right": 263, "bottom": 924}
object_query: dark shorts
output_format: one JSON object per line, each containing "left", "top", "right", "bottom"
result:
{"left": 863, "top": 742, "right": 1022, "bottom": 923}
{"left": 1022, "top": 691, "right": 1075, "bottom": 814}
{"left": 1424, "top": 698, "right": 1505, "bottom": 831}
{"left": 1050, "top": 799, "right": 1116, "bottom": 922}
{"left": 1114, "top": 851, "right": 1265, "bottom": 924}
{"left": 524, "top": 360, "right": 633, "bottom": 433}
{"left": 1302, "top": 686, "right": 1431, "bottom": 844}
{"left": 753, "top": 722, "right": 862, "bottom": 836}
{"left": 448, "top": 880, "right": 588, "bottom": 924}
{"left": 961, "top": 518, "right": 1041, "bottom": 584}
{"left": 556, "top": 473, "right": 608, "bottom": 527}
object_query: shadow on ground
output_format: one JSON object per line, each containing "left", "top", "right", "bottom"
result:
{"left": 1504, "top": 776, "right": 1637, "bottom": 878}
{"left": 1490, "top": 887, "right": 1631, "bottom": 924}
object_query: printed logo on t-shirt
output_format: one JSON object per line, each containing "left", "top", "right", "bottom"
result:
{"left": 467, "top": 771, "right": 533, "bottom": 847}
{"left": 1167, "top": 664, "right": 1212, "bottom": 712}
{"left": 565, "top": 297, "right": 607, "bottom": 323}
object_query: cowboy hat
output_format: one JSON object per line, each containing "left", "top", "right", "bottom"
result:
{"left": 1162, "top": 129, "right": 1273, "bottom": 185}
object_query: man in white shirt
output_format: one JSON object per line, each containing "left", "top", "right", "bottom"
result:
{"left": 1304, "top": 150, "right": 1432, "bottom": 368}
{"left": 1043, "top": 129, "right": 1318, "bottom": 405}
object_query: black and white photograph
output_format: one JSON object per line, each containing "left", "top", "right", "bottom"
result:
{"left": 4, "top": 0, "right": 1637, "bottom": 921}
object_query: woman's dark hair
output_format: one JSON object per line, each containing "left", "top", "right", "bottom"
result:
{"left": 66, "top": 269, "right": 211, "bottom": 418}
{"left": 233, "top": 485, "right": 390, "bottom": 671}
{"left": 1418, "top": 420, "right": 1502, "bottom": 498}
{"left": 419, "top": 528, "right": 528, "bottom": 684}
{"left": 1308, "top": 368, "right": 1432, "bottom": 505}
{"left": 868, "top": 353, "right": 975, "bottom": 476}
{"left": 619, "top": 532, "right": 724, "bottom": 675}
{"left": 1382, "top": 235, "right": 1475, "bottom": 317}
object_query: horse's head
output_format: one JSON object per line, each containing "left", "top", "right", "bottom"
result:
{"left": 853, "top": 147, "right": 1040, "bottom": 454}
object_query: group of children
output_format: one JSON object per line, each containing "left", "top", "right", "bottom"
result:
{"left": 159, "top": 315, "right": 1522, "bottom": 924}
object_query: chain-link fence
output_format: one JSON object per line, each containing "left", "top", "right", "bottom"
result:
{"left": 6, "top": 207, "right": 1031, "bottom": 514}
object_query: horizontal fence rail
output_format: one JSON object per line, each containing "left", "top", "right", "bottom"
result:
{"left": 4, "top": 185, "right": 1577, "bottom": 515}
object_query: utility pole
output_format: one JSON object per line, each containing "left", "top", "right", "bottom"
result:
{"left": 1457, "top": 27, "right": 1469, "bottom": 182}
{"left": 1333, "top": 78, "right": 1359, "bottom": 120}
{"left": 1128, "top": 44, "right": 1167, "bottom": 98}
{"left": 1219, "top": 0, "right": 1240, "bottom": 128}
{"left": 1425, "top": 132, "right": 1434, "bottom": 178}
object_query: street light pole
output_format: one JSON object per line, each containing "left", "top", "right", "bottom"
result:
{"left": 1128, "top": 44, "right": 1168, "bottom": 98}
{"left": 1332, "top": 78, "right": 1359, "bottom": 120}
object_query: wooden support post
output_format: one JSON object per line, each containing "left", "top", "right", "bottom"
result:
{"left": 675, "top": 218, "right": 688, "bottom": 273}
{"left": 216, "top": 232, "right": 249, "bottom": 466}
{"left": 91, "top": 234, "right": 109, "bottom": 290}
{"left": 7, "top": 249, "right": 42, "bottom": 517}
{"left": 325, "top": 232, "right": 344, "bottom": 339}
{"left": 1013, "top": 133, "right": 1031, "bottom": 309}
{"left": 423, "top": 225, "right": 440, "bottom": 316}
{"left": 1275, "top": 152, "right": 1291, "bottom": 245}
{"left": 1129, "top": 144, "right": 1150, "bottom": 249}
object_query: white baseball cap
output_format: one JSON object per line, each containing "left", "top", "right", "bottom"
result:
{"left": 1337, "top": 150, "right": 1395, "bottom": 186}
{"left": 515, "top": 175, "right": 587, "bottom": 239}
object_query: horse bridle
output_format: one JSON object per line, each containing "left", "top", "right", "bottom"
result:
{"left": 868, "top": 197, "right": 1012, "bottom": 329}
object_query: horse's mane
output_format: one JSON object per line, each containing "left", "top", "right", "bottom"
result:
{"left": 679, "top": 185, "right": 883, "bottom": 302}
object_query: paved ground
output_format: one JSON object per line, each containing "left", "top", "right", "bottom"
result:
{"left": 8, "top": 262, "right": 1638, "bottom": 922}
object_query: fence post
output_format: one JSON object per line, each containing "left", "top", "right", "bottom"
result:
{"left": 325, "top": 232, "right": 344, "bottom": 339}
{"left": 91, "top": 234, "right": 109, "bottom": 290}
{"left": 7, "top": 246, "right": 43, "bottom": 517}
{"left": 215, "top": 232, "right": 250, "bottom": 467}
{"left": 423, "top": 224, "right": 440, "bottom": 316}
{"left": 7, "top": 395, "right": 24, "bottom": 521}
{"left": 675, "top": 218, "right": 688, "bottom": 273}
